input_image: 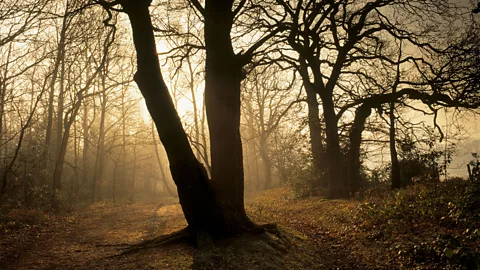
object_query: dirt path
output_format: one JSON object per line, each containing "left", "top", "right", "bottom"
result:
{"left": 3, "top": 200, "right": 192, "bottom": 270}
{"left": 2, "top": 191, "right": 374, "bottom": 269}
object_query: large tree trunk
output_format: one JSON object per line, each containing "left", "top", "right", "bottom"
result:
{"left": 305, "top": 83, "right": 327, "bottom": 187}
{"left": 203, "top": 0, "right": 254, "bottom": 227}
{"left": 320, "top": 92, "right": 346, "bottom": 198}
{"left": 121, "top": 1, "right": 256, "bottom": 237}
{"left": 346, "top": 104, "right": 371, "bottom": 196}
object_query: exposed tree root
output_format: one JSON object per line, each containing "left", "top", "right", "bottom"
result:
{"left": 109, "top": 227, "right": 192, "bottom": 257}
{"left": 262, "top": 223, "right": 281, "bottom": 235}
{"left": 106, "top": 223, "right": 287, "bottom": 260}
{"left": 95, "top": 243, "right": 131, "bottom": 247}
{"left": 192, "top": 224, "right": 291, "bottom": 269}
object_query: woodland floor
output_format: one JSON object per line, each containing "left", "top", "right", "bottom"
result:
{"left": 0, "top": 187, "right": 462, "bottom": 269}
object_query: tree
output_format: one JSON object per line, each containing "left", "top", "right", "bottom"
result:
{"left": 94, "top": 0, "right": 241, "bottom": 238}
{"left": 94, "top": 0, "right": 291, "bottom": 237}
{"left": 0, "top": 0, "right": 50, "bottom": 200}
{"left": 242, "top": 65, "right": 301, "bottom": 190}
{"left": 277, "top": 0, "right": 480, "bottom": 197}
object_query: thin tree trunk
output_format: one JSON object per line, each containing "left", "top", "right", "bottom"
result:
{"left": 200, "top": 95, "right": 211, "bottom": 175}
{"left": 73, "top": 118, "right": 79, "bottom": 194}
{"left": 0, "top": 44, "right": 13, "bottom": 190}
{"left": 55, "top": 55, "right": 66, "bottom": 171}
{"left": 92, "top": 71, "right": 107, "bottom": 203}
{"left": 391, "top": 41, "right": 402, "bottom": 189}
{"left": 390, "top": 102, "right": 401, "bottom": 189}
{"left": 0, "top": 77, "right": 5, "bottom": 167}
{"left": 1, "top": 82, "right": 46, "bottom": 201}
{"left": 112, "top": 150, "right": 120, "bottom": 204}
{"left": 259, "top": 135, "right": 272, "bottom": 190}
{"left": 44, "top": 10, "right": 69, "bottom": 186}
{"left": 131, "top": 143, "right": 136, "bottom": 201}
{"left": 245, "top": 95, "right": 257, "bottom": 189}
{"left": 151, "top": 121, "right": 178, "bottom": 198}
{"left": 82, "top": 94, "right": 90, "bottom": 188}
{"left": 52, "top": 98, "right": 83, "bottom": 192}
{"left": 186, "top": 56, "right": 201, "bottom": 159}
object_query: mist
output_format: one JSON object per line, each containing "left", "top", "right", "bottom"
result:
{"left": 1, "top": 0, "right": 479, "bottom": 269}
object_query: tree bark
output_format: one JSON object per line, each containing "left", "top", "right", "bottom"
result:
{"left": 320, "top": 91, "right": 346, "bottom": 198}
{"left": 345, "top": 104, "right": 371, "bottom": 196}
{"left": 305, "top": 83, "right": 326, "bottom": 187}
{"left": 203, "top": 0, "right": 254, "bottom": 227}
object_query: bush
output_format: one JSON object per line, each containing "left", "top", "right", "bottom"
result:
{"left": 287, "top": 166, "right": 319, "bottom": 198}
{"left": 355, "top": 180, "right": 480, "bottom": 269}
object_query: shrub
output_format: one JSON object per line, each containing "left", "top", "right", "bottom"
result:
{"left": 355, "top": 180, "right": 480, "bottom": 269}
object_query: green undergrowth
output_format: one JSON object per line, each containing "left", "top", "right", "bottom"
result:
{"left": 248, "top": 181, "right": 480, "bottom": 269}
{"left": 355, "top": 181, "right": 480, "bottom": 269}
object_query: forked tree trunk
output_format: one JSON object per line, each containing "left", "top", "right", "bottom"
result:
{"left": 121, "top": 1, "right": 257, "bottom": 237}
